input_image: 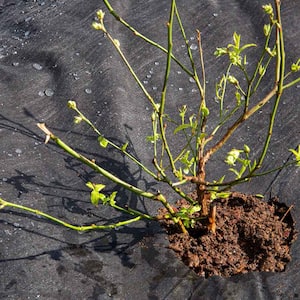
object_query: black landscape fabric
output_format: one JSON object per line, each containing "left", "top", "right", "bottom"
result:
{"left": 0, "top": 1, "right": 299, "bottom": 299}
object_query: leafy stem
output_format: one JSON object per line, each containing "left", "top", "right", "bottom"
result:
{"left": 0, "top": 197, "right": 145, "bottom": 231}
{"left": 36, "top": 123, "right": 187, "bottom": 233}
{"left": 67, "top": 101, "right": 158, "bottom": 180}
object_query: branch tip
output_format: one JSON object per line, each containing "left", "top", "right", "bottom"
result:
{"left": 37, "top": 123, "right": 52, "bottom": 144}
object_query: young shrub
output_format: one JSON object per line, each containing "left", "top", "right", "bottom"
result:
{"left": 1, "top": 0, "right": 300, "bottom": 236}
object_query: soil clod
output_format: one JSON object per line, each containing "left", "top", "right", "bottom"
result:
{"left": 160, "top": 192, "right": 297, "bottom": 278}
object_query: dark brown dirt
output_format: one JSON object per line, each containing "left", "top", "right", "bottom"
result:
{"left": 159, "top": 192, "right": 297, "bottom": 278}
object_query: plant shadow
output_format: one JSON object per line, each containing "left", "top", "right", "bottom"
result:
{"left": 0, "top": 109, "right": 164, "bottom": 270}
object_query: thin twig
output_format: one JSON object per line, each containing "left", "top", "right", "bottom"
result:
{"left": 280, "top": 205, "right": 294, "bottom": 222}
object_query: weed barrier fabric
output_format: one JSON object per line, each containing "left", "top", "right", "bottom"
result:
{"left": 0, "top": 0, "right": 299, "bottom": 299}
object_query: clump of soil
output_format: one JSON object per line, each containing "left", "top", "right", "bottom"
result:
{"left": 159, "top": 192, "right": 297, "bottom": 278}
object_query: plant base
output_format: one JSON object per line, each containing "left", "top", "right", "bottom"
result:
{"left": 160, "top": 192, "right": 297, "bottom": 278}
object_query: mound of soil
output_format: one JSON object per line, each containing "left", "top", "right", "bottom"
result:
{"left": 160, "top": 192, "right": 297, "bottom": 278}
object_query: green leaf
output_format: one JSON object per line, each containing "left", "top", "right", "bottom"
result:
{"left": 217, "top": 175, "right": 226, "bottom": 184}
{"left": 229, "top": 168, "right": 240, "bottom": 177}
{"left": 98, "top": 136, "right": 109, "bottom": 148}
{"left": 239, "top": 43, "right": 257, "bottom": 53}
{"left": 233, "top": 32, "right": 240, "bottom": 49}
{"left": 100, "top": 193, "right": 110, "bottom": 205}
{"left": 235, "top": 91, "right": 241, "bottom": 105}
{"left": 86, "top": 182, "right": 106, "bottom": 206}
{"left": 250, "top": 159, "right": 257, "bottom": 172}
{"left": 225, "top": 149, "right": 242, "bottom": 166}
{"left": 289, "top": 145, "right": 300, "bottom": 166}
{"left": 179, "top": 105, "right": 187, "bottom": 120}
{"left": 228, "top": 75, "right": 239, "bottom": 85}
{"left": 189, "top": 115, "right": 196, "bottom": 127}
{"left": 146, "top": 133, "right": 161, "bottom": 143}
{"left": 90, "top": 190, "right": 102, "bottom": 206}
{"left": 121, "top": 142, "right": 129, "bottom": 152}
{"left": 109, "top": 191, "right": 117, "bottom": 206}
{"left": 197, "top": 133, "right": 206, "bottom": 141}
{"left": 188, "top": 205, "right": 201, "bottom": 214}
{"left": 74, "top": 116, "right": 83, "bottom": 124}
{"left": 265, "top": 47, "right": 276, "bottom": 57}
{"left": 210, "top": 191, "right": 218, "bottom": 200}
{"left": 263, "top": 24, "right": 271, "bottom": 36}
{"left": 174, "top": 123, "right": 191, "bottom": 134}
{"left": 255, "top": 194, "right": 264, "bottom": 198}
{"left": 259, "top": 64, "right": 266, "bottom": 76}
{"left": 214, "top": 47, "right": 227, "bottom": 57}
{"left": 210, "top": 191, "right": 230, "bottom": 201}
{"left": 238, "top": 164, "right": 247, "bottom": 178}
{"left": 86, "top": 181, "right": 94, "bottom": 190}
{"left": 228, "top": 51, "right": 241, "bottom": 65}
{"left": 217, "top": 192, "right": 231, "bottom": 199}
{"left": 175, "top": 168, "right": 183, "bottom": 180}
{"left": 93, "top": 183, "right": 106, "bottom": 192}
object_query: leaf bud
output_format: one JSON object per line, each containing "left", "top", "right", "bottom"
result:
{"left": 96, "top": 10, "right": 105, "bottom": 21}
{"left": 291, "top": 62, "right": 300, "bottom": 72}
{"left": 113, "top": 39, "right": 120, "bottom": 48}
{"left": 201, "top": 105, "right": 210, "bottom": 117}
{"left": 262, "top": 4, "right": 273, "bottom": 16}
{"left": 243, "top": 144, "right": 250, "bottom": 154}
{"left": 92, "top": 21, "right": 104, "bottom": 31}
{"left": 74, "top": 116, "right": 83, "bottom": 124}
{"left": 228, "top": 75, "right": 239, "bottom": 85}
{"left": 225, "top": 149, "right": 242, "bottom": 166}
{"left": 67, "top": 100, "right": 77, "bottom": 110}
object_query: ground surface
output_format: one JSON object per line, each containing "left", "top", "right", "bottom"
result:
{"left": 0, "top": 1, "right": 300, "bottom": 299}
